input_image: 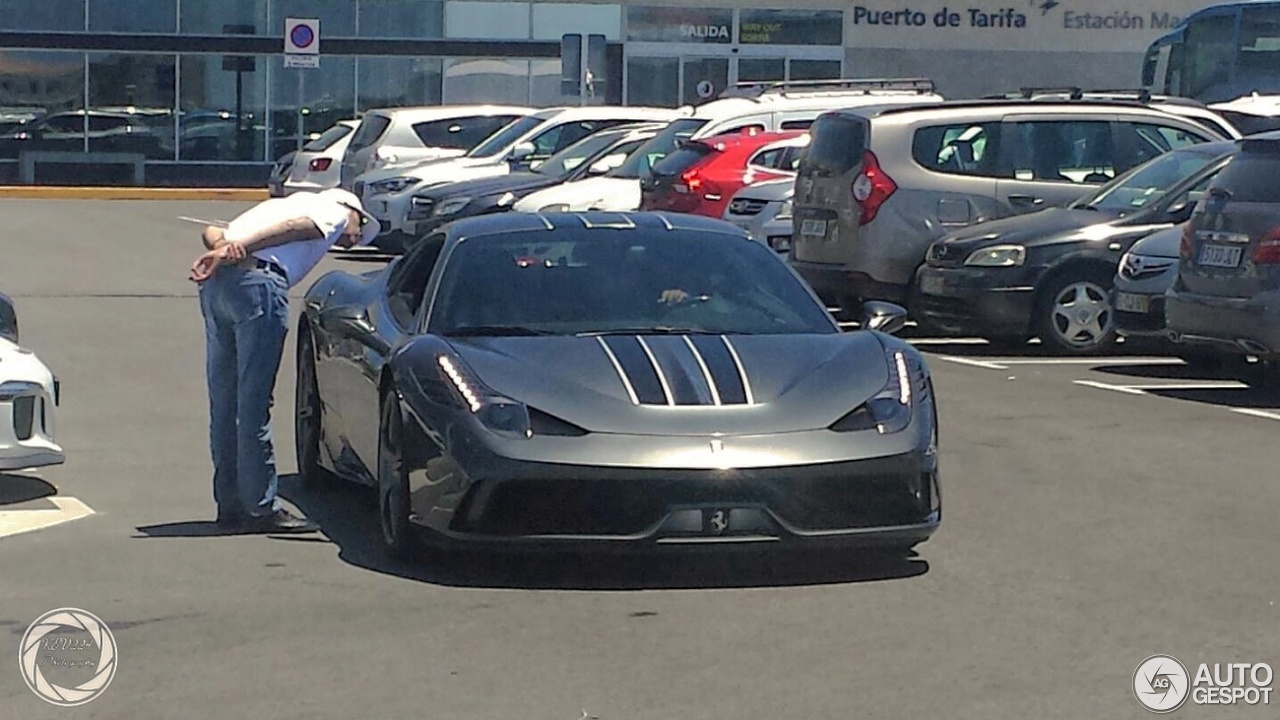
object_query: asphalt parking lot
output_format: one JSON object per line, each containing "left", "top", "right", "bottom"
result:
{"left": 2, "top": 198, "right": 1278, "bottom": 719}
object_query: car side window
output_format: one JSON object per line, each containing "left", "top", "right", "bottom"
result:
{"left": 386, "top": 234, "right": 447, "bottom": 328}
{"left": 911, "top": 122, "right": 1002, "bottom": 177}
{"left": 780, "top": 119, "right": 813, "bottom": 130}
{"left": 749, "top": 146, "right": 788, "bottom": 169}
{"left": 1008, "top": 120, "right": 1116, "bottom": 184}
{"left": 412, "top": 115, "right": 520, "bottom": 150}
{"left": 531, "top": 120, "right": 626, "bottom": 157}
{"left": 1124, "top": 122, "right": 1210, "bottom": 167}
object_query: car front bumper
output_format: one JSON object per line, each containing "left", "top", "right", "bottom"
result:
{"left": 1165, "top": 286, "right": 1280, "bottom": 358}
{"left": 0, "top": 379, "right": 63, "bottom": 471}
{"left": 913, "top": 265, "right": 1037, "bottom": 337}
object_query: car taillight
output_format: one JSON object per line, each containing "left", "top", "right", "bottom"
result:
{"left": 851, "top": 151, "right": 896, "bottom": 226}
{"left": 1253, "top": 228, "right": 1280, "bottom": 264}
{"left": 675, "top": 168, "right": 702, "bottom": 194}
{"left": 308, "top": 158, "right": 332, "bottom": 172}
{"left": 1180, "top": 222, "right": 1194, "bottom": 259}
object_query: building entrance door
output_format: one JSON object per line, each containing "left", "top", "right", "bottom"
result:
{"left": 624, "top": 46, "right": 843, "bottom": 106}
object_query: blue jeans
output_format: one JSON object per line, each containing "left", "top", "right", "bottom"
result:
{"left": 198, "top": 263, "right": 290, "bottom": 519}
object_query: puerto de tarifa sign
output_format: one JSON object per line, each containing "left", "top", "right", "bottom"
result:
{"left": 846, "top": 0, "right": 1221, "bottom": 52}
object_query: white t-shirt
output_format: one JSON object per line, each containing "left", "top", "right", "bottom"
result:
{"left": 221, "top": 193, "right": 367, "bottom": 288}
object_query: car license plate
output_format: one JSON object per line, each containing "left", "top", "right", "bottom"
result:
{"left": 920, "top": 274, "right": 945, "bottom": 295}
{"left": 800, "top": 219, "right": 827, "bottom": 237}
{"left": 1114, "top": 292, "right": 1150, "bottom": 313}
{"left": 1198, "top": 244, "right": 1243, "bottom": 268}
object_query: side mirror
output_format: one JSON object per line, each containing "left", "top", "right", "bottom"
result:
{"left": 1166, "top": 197, "right": 1197, "bottom": 223}
{"left": 587, "top": 159, "right": 611, "bottom": 176}
{"left": 509, "top": 142, "right": 536, "bottom": 161}
{"left": 0, "top": 292, "right": 17, "bottom": 344}
{"left": 318, "top": 306, "right": 392, "bottom": 354}
{"left": 860, "top": 301, "right": 909, "bottom": 335}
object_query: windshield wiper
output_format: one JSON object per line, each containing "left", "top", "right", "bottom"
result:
{"left": 576, "top": 327, "right": 720, "bottom": 337}
{"left": 443, "top": 325, "right": 556, "bottom": 337}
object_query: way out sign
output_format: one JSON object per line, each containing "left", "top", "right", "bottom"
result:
{"left": 284, "top": 18, "right": 319, "bottom": 68}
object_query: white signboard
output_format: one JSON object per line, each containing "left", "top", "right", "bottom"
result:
{"left": 284, "top": 17, "right": 320, "bottom": 68}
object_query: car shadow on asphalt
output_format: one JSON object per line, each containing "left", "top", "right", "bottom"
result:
{"left": 1092, "top": 362, "right": 1280, "bottom": 410}
{"left": 276, "top": 474, "right": 931, "bottom": 591}
{"left": 0, "top": 474, "right": 57, "bottom": 506}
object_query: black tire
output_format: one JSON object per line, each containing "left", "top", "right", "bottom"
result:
{"left": 377, "top": 392, "right": 415, "bottom": 560}
{"left": 1034, "top": 269, "right": 1118, "bottom": 355}
{"left": 294, "top": 327, "right": 332, "bottom": 486}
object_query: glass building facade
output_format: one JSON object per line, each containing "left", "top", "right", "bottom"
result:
{"left": 0, "top": 0, "right": 845, "bottom": 185}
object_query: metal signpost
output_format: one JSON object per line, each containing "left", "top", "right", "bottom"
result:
{"left": 284, "top": 18, "right": 319, "bottom": 151}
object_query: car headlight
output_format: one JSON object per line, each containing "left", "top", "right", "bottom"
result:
{"left": 829, "top": 349, "right": 925, "bottom": 434}
{"left": 369, "top": 176, "right": 417, "bottom": 194}
{"left": 433, "top": 197, "right": 472, "bottom": 217}
{"left": 964, "top": 244, "right": 1025, "bottom": 267}
{"left": 776, "top": 199, "right": 793, "bottom": 220}
{"left": 437, "top": 355, "right": 532, "bottom": 438}
{"left": 538, "top": 203, "right": 571, "bottom": 213}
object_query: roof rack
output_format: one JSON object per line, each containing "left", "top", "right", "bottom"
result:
{"left": 718, "top": 77, "right": 936, "bottom": 99}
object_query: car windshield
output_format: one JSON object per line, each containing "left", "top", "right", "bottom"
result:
{"left": 534, "top": 131, "right": 625, "bottom": 177}
{"left": 609, "top": 118, "right": 707, "bottom": 178}
{"left": 429, "top": 231, "right": 836, "bottom": 336}
{"left": 1075, "top": 147, "right": 1222, "bottom": 213}
{"left": 301, "top": 123, "right": 353, "bottom": 152}
{"left": 465, "top": 115, "right": 544, "bottom": 159}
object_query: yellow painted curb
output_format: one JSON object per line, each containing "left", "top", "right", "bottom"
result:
{"left": 0, "top": 187, "right": 269, "bottom": 201}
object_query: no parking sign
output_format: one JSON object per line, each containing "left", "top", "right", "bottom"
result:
{"left": 284, "top": 18, "right": 319, "bottom": 68}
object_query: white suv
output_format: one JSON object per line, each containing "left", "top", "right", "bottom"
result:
{"left": 357, "top": 105, "right": 685, "bottom": 240}
{"left": 514, "top": 78, "right": 944, "bottom": 213}
{"left": 339, "top": 105, "right": 534, "bottom": 191}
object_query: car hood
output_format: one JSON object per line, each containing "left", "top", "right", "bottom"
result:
{"left": 938, "top": 207, "right": 1118, "bottom": 249}
{"left": 512, "top": 177, "right": 641, "bottom": 212}
{"left": 1126, "top": 223, "right": 1185, "bottom": 258}
{"left": 427, "top": 333, "right": 891, "bottom": 436}
{"left": 418, "top": 171, "right": 558, "bottom": 201}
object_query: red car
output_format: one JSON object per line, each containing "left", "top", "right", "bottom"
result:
{"left": 639, "top": 129, "right": 807, "bottom": 218}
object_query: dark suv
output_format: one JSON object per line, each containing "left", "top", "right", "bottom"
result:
{"left": 1166, "top": 131, "right": 1280, "bottom": 389}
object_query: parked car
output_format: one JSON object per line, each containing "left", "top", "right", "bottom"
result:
{"left": 790, "top": 97, "right": 1230, "bottom": 316}
{"left": 400, "top": 122, "right": 663, "bottom": 243}
{"left": 639, "top": 130, "right": 805, "bottom": 218}
{"left": 513, "top": 78, "right": 945, "bottom": 214}
{"left": 722, "top": 177, "right": 795, "bottom": 253}
{"left": 294, "top": 211, "right": 939, "bottom": 559}
{"left": 1111, "top": 224, "right": 1197, "bottom": 352}
{"left": 0, "top": 293, "right": 64, "bottom": 472}
{"left": 1166, "top": 131, "right": 1280, "bottom": 390}
{"left": 340, "top": 105, "right": 533, "bottom": 191}
{"left": 984, "top": 87, "right": 1243, "bottom": 140}
{"left": 271, "top": 120, "right": 360, "bottom": 196}
{"left": 357, "top": 106, "right": 683, "bottom": 245}
{"left": 267, "top": 150, "right": 295, "bottom": 197}
{"left": 914, "top": 140, "right": 1236, "bottom": 353}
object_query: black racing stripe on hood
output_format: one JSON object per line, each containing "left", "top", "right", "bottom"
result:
{"left": 689, "top": 335, "right": 749, "bottom": 405}
{"left": 600, "top": 336, "right": 668, "bottom": 405}
{"left": 643, "top": 335, "right": 716, "bottom": 405}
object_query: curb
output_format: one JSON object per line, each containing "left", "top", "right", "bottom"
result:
{"left": 0, "top": 187, "right": 269, "bottom": 201}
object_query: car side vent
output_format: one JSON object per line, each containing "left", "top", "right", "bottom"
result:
{"left": 529, "top": 408, "right": 589, "bottom": 437}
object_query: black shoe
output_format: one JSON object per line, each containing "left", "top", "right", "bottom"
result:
{"left": 245, "top": 509, "right": 320, "bottom": 534}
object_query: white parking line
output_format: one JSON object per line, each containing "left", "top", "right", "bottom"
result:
{"left": 0, "top": 497, "right": 95, "bottom": 539}
{"left": 1074, "top": 380, "right": 1249, "bottom": 394}
{"left": 1231, "top": 408, "right": 1280, "bottom": 422}
{"left": 935, "top": 356, "right": 1010, "bottom": 370}
{"left": 997, "top": 358, "right": 1187, "bottom": 366}
{"left": 908, "top": 338, "right": 991, "bottom": 345}
{"left": 1073, "top": 380, "right": 1149, "bottom": 395}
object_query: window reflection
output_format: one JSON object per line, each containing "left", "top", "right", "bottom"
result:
{"left": 269, "top": 0, "right": 355, "bottom": 36}
{"left": 444, "top": 59, "right": 530, "bottom": 104}
{"left": 626, "top": 57, "right": 678, "bottom": 108}
{"left": 270, "top": 58, "right": 356, "bottom": 161}
{"left": 179, "top": 0, "right": 268, "bottom": 35}
{"left": 357, "top": 57, "right": 442, "bottom": 111}
{"left": 87, "top": 54, "right": 176, "bottom": 159}
{"left": 178, "top": 54, "right": 267, "bottom": 162}
{"left": 0, "top": 51, "right": 87, "bottom": 159}
{"left": 89, "top": 0, "right": 177, "bottom": 33}
{"left": 357, "top": 0, "right": 444, "bottom": 39}
{"left": 445, "top": 2, "right": 531, "bottom": 39}
{"left": 0, "top": 0, "right": 85, "bottom": 31}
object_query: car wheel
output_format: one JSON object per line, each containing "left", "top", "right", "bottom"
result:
{"left": 1035, "top": 271, "right": 1117, "bottom": 355}
{"left": 295, "top": 328, "right": 331, "bottom": 485}
{"left": 377, "top": 392, "right": 415, "bottom": 560}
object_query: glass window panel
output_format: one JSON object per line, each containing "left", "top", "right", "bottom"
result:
{"left": 530, "top": 59, "right": 570, "bottom": 107}
{"left": 789, "top": 59, "right": 842, "bottom": 81}
{"left": 624, "top": 6, "right": 732, "bottom": 43}
{"left": 357, "top": 0, "right": 443, "bottom": 38}
{"left": 179, "top": 0, "right": 268, "bottom": 34}
{"left": 269, "top": 0, "right": 355, "bottom": 37}
{"left": 682, "top": 57, "right": 728, "bottom": 106}
{"left": 87, "top": 53, "right": 176, "bottom": 160}
{"left": 738, "top": 58, "right": 785, "bottom": 83}
{"left": 445, "top": 1, "right": 530, "bottom": 39}
{"left": 178, "top": 54, "right": 268, "bottom": 162}
{"left": 0, "top": 51, "right": 86, "bottom": 160}
{"left": 443, "top": 59, "right": 529, "bottom": 104}
{"left": 625, "top": 56, "right": 677, "bottom": 107}
{"left": 269, "top": 57, "right": 356, "bottom": 161}
{"left": 739, "top": 9, "right": 843, "bottom": 45}
{"left": 0, "top": 0, "right": 85, "bottom": 31}
{"left": 89, "top": 0, "right": 177, "bottom": 33}
{"left": 531, "top": 3, "right": 620, "bottom": 40}
{"left": 357, "top": 57, "right": 442, "bottom": 111}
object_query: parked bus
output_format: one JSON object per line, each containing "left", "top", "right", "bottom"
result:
{"left": 1143, "top": 1, "right": 1280, "bottom": 104}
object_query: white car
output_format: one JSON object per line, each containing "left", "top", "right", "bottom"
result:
{"left": 722, "top": 176, "right": 795, "bottom": 253}
{"left": 0, "top": 294, "right": 63, "bottom": 471}
{"left": 356, "top": 105, "right": 686, "bottom": 242}
{"left": 274, "top": 119, "right": 359, "bottom": 195}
